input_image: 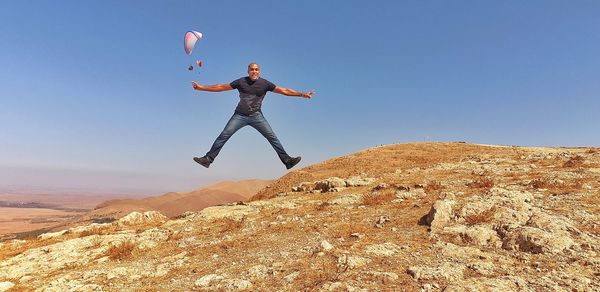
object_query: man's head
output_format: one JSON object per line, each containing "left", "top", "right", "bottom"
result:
{"left": 247, "top": 63, "right": 260, "bottom": 81}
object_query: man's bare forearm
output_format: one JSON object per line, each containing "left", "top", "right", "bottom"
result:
{"left": 273, "top": 86, "right": 315, "bottom": 99}
{"left": 197, "top": 84, "right": 232, "bottom": 92}
{"left": 192, "top": 81, "right": 233, "bottom": 92}
{"left": 280, "top": 87, "right": 303, "bottom": 96}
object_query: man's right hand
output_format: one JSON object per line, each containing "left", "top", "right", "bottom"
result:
{"left": 192, "top": 81, "right": 203, "bottom": 91}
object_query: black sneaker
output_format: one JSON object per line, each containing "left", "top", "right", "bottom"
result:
{"left": 193, "top": 156, "right": 211, "bottom": 168}
{"left": 284, "top": 156, "right": 301, "bottom": 170}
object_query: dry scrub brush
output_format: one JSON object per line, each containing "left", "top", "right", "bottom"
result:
{"left": 362, "top": 189, "right": 396, "bottom": 206}
{"left": 464, "top": 207, "right": 497, "bottom": 225}
{"left": 106, "top": 241, "right": 136, "bottom": 260}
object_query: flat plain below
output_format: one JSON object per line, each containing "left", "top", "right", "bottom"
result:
{"left": 0, "top": 207, "right": 85, "bottom": 237}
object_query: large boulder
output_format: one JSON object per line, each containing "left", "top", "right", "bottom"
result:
{"left": 425, "top": 199, "right": 456, "bottom": 232}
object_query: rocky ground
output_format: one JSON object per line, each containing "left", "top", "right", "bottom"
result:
{"left": 0, "top": 142, "right": 598, "bottom": 291}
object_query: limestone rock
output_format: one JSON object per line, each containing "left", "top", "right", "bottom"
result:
{"left": 329, "top": 194, "right": 362, "bottom": 205}
{"left": 321, "top": 240, "right": 334, "bottom": 251}
{"left": 445, "top": 276, "right": 531, "bottom": 292}
{"left": 345, "top": 176, "right": 376, "bottom": 187}
{"left": 315, "top": 177, "right": 346, "bottom": 192}
{"left": 117, "top": 211, "right": 167, "bottom": 227}
{"left": 247, "top": 265, "right": 269, "bottom": 279}
{"left": 367, "top": 271, "right": 398, "bottom": 281}
{"left": 425, "top": 199, "right": 456, "bottom": 232}
{"left": 442, "top": 225, "right": 502, "bottom": 247}
{"left": 407, "top": 262, "right": 465, "bottom": 281}
{"left": 337, "top": 254, "right": 371, "bottom": 269}
{"left": 199, "top": 204, "right": 259, "bottom": 221}
{"left": 364, "top": 242, "right": 402, "bottom": 256}
{"left": 195, "top": 274, "right": 224, "bottom": 287}
{"left": 292, "top": 182, "right": 314, "bottom": 192}
{"left": 284, "top": 271, "right": 300, "bottom": 283}
{"left": 219, "top": 279, "right": 253, "bottom": 290}
{"left": 499, "top": 226, "right": 575, "bottom": 254}
{"left": 395, "top": 188, "right": 426, "bottom": 200}
{"left": 38, "top": 230, "right": 68, "bottom": 240}
{"left": 0, "top": 282, "right": 15, "bottom": 292}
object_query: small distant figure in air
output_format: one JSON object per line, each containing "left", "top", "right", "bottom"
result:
{"left": 191, "top": 62, "right": 315, "bottom": 170}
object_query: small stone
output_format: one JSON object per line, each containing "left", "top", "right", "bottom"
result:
{"left": 284, "top": 271, "right": 300, "bottom": 283}
{"left": 248, "top": 265, "right": 269, "bottom": 279}
{"left": 350, "top": 233, "right": 364, "bottom": 240}
{"left": 0, "top": 282, "right": 15, "bottom": 292}
{"left": 321, "top": 240, "right": 334, "bottom": 251}
{"left": 375, "top": 216, "right": 390, "bottom": 228}
{"left": 195, "top": 274, "right": 224, "bottom": 287}
{"left": 221, "top": 279, "right": 252, "bottom": 290}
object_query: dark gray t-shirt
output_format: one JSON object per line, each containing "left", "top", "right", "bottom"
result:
{"left": 230, "top": 77, "right": 276, "bottom": 115}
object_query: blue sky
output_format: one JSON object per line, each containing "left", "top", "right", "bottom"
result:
{"left": 1, "top": 1, "right": 599, "bottom": 195}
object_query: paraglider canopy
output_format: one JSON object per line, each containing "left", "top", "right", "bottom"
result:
{"left": 184, "top": 31, "right": 203, "bottom": 55}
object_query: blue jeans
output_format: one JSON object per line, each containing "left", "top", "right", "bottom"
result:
{"left": 205, "top": 111, "right": 291, "bottom": 164}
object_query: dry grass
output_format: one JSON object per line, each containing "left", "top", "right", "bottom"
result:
{"left": 106, "top": 241, "right": 136, "bottom": 260}
{"left": 167, "top": 231, "right": 184, "bottom": 241}
{"left": 464, "top": 207, "right": 497, "bottom": 225}
{"left": 563, "top": 155, "right": 585, "bottom": 168}
{"left": 217, "top": 217, "right": 246, "bottom": 233}
{"left": 529, "top": 177, "right": 584, "bottom": 195}
{"left": 331, "top": 222, "right": 372, "bottom": 240}
{"left": 424, "top": 180, "right": 444, "bottom": 194}
{"left": 77, "top": 225, "right": 119, "bottom": 238}
{"left": 313, "top": 201, "right": 331, "bottom": 211}
{"left": 293, "top": 254, "right": 344, "bottom": 290}
{"left": 362, "top": 189, "right": 396, "bottom": 206}
{"left": 468, "top": 176, "right": 495, "bottom": 191}
{"left": 86, "top": 236, "right": 103, "bottom": 250}
{"left": 529, "top": 178, "right": 549, "bottom": 190}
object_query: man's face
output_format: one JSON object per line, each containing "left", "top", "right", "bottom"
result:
{"left": 248, "top": 64, "right": 260, "bottom": 81}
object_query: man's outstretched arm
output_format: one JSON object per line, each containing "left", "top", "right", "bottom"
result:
{"left": 273, "top": 86, "right": 315, "bottom": 99}
{"left": 192, "top": 81, "right": 234, "bottom": 92}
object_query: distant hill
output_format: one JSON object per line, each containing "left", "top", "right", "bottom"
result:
{"left": 46, "top": 179, "right": 272, "bottom": 232}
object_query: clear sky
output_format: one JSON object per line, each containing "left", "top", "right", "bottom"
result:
{"left": 1, "top": 1, "right": 599, "bottom": 195}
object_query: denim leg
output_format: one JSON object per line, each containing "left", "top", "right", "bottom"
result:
{"left": 249, "top": 112, "right": 291, "bottom": 163}
{"left": 205, "top": 113, "right": 247, "bottom": 161}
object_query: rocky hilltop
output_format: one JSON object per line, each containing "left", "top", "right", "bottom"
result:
{"left": 0, "top": 142, "right": 599, "bottom": 291}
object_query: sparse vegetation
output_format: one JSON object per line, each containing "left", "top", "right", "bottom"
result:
{"left": 424, "top": 180, "right": 444, "bottom": 194}
{"left": 468, "top": 176, "right": 495, "bottom": 191}
{"left": 106, "top": 241, "right": 136, "bottom": 260}
{"left": 362, "top": 189, "right": 396, "bottom": 206}
{"left": 293, "top": 254, "right": 343, "bottom": 290}
{"left": 464, "top": 207, "right": 497, "bottom": 225}
{"left": 218, "top": 216, "right": 246, "bottom": 232}
{"left": 563, "top": 155, "right": 585, "bottom": 168}
{"left": 313, "top": 201, "right": 330, "bottom": 211}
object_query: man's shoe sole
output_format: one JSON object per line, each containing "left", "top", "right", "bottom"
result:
{"left": 193, "top": 157, "right": 210, "bottom": 168}
{"left": 286, "top": 157, "right": 301, "bottom": 170}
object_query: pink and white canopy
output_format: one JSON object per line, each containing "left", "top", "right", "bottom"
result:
{"left": 184, "top": 31, "right": 203, "bottom": 55}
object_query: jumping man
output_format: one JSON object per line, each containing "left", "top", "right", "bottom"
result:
{"left": 191, "top": 63, "right": 315, "bottom": 169}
